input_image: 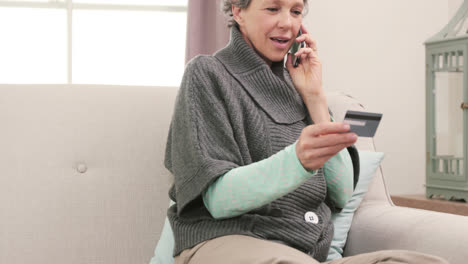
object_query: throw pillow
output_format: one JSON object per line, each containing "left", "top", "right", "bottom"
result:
{"left": 149, "top": 201, "right": 175, "bottom": 264}
{"left": 326, "top": 150, "right": 385, "bottom": 261}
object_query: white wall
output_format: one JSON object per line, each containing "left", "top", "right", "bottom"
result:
{"left": 304, "top": 0, "right": 459, "bottom": 195}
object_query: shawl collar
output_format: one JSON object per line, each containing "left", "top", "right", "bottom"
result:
{"left": 214, "top": 26, "right": 306, "bottom": 124}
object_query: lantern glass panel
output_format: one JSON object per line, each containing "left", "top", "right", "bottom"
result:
{"left": 434, "top": 71, "right": 464, "bottom": 175}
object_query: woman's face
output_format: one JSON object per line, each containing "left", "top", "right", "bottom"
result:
{"left": 233, "top": 0, "right": 304, "bottom": 65}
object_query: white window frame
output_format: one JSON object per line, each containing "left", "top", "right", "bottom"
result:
{"left": 0, "top": 0, "right": 187, "bottom": 85}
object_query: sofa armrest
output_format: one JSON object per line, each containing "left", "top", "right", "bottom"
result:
{"left": 344, "top": 202, "right": 468, "bottom": 264}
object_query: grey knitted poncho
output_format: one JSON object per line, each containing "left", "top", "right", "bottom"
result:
{"left": 164, "top": 26, "right": 359, "bottom": 261}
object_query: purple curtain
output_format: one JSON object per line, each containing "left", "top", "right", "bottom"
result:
{"left": 185, "top": 0, "right": 230, "bottom": 64}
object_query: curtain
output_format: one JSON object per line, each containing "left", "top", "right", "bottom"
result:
{"left": 185, "top": 0, "right": 230, "bottom": 64}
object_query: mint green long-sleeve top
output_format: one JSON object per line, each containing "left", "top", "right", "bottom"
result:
{"left": 203, "top": 139, "right": 353, "bottom": 219}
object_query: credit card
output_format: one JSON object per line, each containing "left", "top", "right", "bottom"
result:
{"left": 343, "top": 110, "right": 382, "bottom": 137}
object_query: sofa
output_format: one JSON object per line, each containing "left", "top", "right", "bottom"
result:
{"left": 1, "top": 84, "right": 467, "bottom": 264}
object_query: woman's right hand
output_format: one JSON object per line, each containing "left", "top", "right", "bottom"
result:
{"left": 296, "top": 122, "right": 357, "bottom": 171}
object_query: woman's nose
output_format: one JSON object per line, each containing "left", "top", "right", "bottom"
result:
{"left": 277, "top": 11, "right": 293, "bottom": 29}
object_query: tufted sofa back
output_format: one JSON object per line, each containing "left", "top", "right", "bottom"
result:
{"left": 1, "top": 85, "right": 175, "bottom": 264}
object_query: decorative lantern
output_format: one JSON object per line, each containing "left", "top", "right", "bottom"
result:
{"left": 425, "top": 1, "right": 468, "bottom": 201}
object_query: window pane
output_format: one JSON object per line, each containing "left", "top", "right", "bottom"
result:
{"left": 0, "top": 8, "right": 67, "bottom": 84}
{"left": 73, "top": 10, "right": 186, "bottom": 86}
{"left": 0, "top": 0, "right": 55, "bottom": 2}
{"left": 72, "top": 0, "right": 187, "bottom": 6}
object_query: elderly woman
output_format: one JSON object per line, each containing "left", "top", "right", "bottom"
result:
{"left": 164, "top": 0, "right": 449, "bottom": 263}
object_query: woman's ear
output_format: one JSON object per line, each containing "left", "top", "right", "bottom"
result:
{"left": 232, "top": 5, "right": 244, "bottom": 26}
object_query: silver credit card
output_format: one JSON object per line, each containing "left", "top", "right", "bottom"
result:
{"left": 343, "top": 110, "right": 382, "bottom": 137}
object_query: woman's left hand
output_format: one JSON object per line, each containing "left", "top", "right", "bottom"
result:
{"left": 286, "top": 25, "right": 323, "bottom": 99}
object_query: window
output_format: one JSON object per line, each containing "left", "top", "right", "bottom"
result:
{"left": 0, "top": 0, "right": 187, "bottom": 86}
{"left": 0, "top": 7, "right": 67, "bottom": 84}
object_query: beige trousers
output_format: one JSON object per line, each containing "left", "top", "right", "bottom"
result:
{"left": 175, "top": 235, "right": 449, "bottom": 264}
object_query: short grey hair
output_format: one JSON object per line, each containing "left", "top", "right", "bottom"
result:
{"left": 222, "top": 0, "right": 309, "bottom": 28}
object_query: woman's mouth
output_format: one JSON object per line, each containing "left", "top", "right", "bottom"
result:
{"left": 270, "top": 37, "right": 290, "bottom": 49}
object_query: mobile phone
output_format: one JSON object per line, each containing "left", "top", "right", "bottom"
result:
{"left": 290, "top": 28, "right": 305, "bottom": 67}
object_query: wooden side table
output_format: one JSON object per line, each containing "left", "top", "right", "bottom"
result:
{"left": 391, "top": 194, "right": 468, "bottom": 216}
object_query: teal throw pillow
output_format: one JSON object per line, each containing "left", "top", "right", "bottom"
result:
{"left": 326, "top": 150, "right": 385, "bottom": 261}
{"left": 149, "top": 201, "right": 175, "bottom": 264}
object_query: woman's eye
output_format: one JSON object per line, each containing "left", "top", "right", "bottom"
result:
{"left": 266, "top": 8, "right": 279, "bottom": 12}
{"left": 292, "top": 10, "right": 302, "bottom": 16}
